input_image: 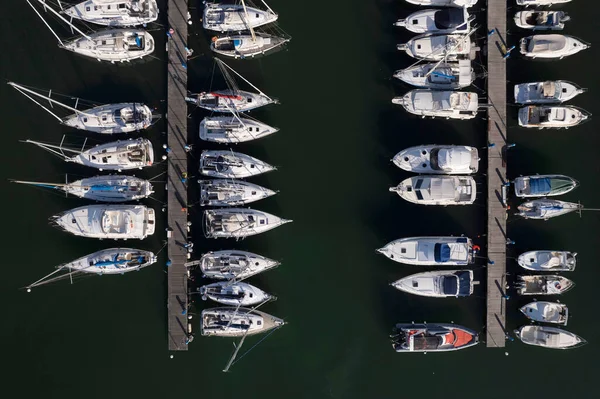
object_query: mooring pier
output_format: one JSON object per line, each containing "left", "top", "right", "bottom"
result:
{"left": 166, "top": 0, "right": 190, "bottom": 351}
{"left": 485, "top": 0, "right": 508, "bottom": 348}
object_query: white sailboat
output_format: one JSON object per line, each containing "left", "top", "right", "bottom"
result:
{"left": 518, "top": 251, "right": 577, "bottom": 272}
{"left": 518, "top": 106, "right": 590, "bottom": 129}
{"left": 377, "top": 236, "right": 474, "bottom": 266}
{"left": 393, "top": 90, "right": 479, "bottom": 119}
{"left": 514, "top": 10, "right": 570, "bottom": 31}
{"left": 391, "top": 270, "right": 474, "bottom": 297}
{"left": 516, "top": 0, "right": 571, "bottom": 6}
{"left": 201, "top": 307, "right": 284, "bottom": 337}
{"left": 203, "top": 1, "right": 278, "bottom": 32}
{"left": 8, "top": 82, "right": 154, "bottom": 134}
{"left": 200, "top": 282, "right": 273, "bottom": 306}
{"left": 390, "top": 176, "right": 476, "bottom": 205}
{"left": 23, "top": 138, "right": 154, "bottom": 171}
{"left": 199, "top": 150, "right": 275, "bottom": 178}
{"left": 199, "top": 250, "right": 280, "bottom": 280}
{"left": 395, "top": 7, "right": 471, "bottom": 34}
{"left": 517, "top": 199, "right": 582, "bottom": 220}
{"left": 519, "top": 34, "right": 589, "bottom": 59}
{"left": 393, "top": 145, "right": 479, "bottom": 174}
{"left": 62, "top": 0, "right": 159, "bottom": 27}
{"left": 514, "top": 325, "right": 586, "bottom": 349}
{"left": 200, "top": 115, "right": 278, "bottom": 143}
{"left": 394, "top": 60, "right": 475, "bottom": 89}
{"left": 516, "top": 275, "right": 575, "bottom": 295}
{"left": 11, "top": 175, "right": 153, "bottom": 202}
{"left": 203, "top": 208, "right": 292, "bottom": 239}
{"left": 398, "top": 31, "right": 476, "bottom": 61}
{"left": 211, "top": 33, "right": 290, "bottom": 59}
{"left": 405, "top": 0, "right": 478, "bottom": 6}
{"left": 199, "top": 179, "right": 276, "bottom": 206}
{"left": 514, "top": 81, "right": 586, "bottom": 104}
{"left": 520, "top": 301, "right": 568, "bottom": 325}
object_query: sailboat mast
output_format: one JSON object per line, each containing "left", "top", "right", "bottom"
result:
{"left": 217, "top": 59, "right": 272, "bottom": 101}
{"left": 26, "top": 0, "right": 64, "bottom": 46}
{"left": 34, "top": 0, "right": 92, "bottom": 40}
{"left": 241, "top": 0, "right": 256, "bottom": 42}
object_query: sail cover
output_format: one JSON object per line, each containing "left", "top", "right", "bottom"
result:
{"left": 529, "top": 178, "right": 551, "bottom": 194}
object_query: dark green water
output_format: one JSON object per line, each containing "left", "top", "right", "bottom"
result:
{"left": 2, "top": 1, "right": 599, "bottom": 398}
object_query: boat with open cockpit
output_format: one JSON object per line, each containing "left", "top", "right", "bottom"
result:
{"left": 513, "top": 174, "right": 578, "bottom": 198}
{"left": 394, "top": 60, "right": 475, "bottom": 90}
{"left": 517, "top": 199, "right": 582, "bottom": 220}
{"left": 58, "top": 248, "right": 156, "bottom": 274}
{"left": 518, "top": 105, "right": 590, "bottom": 129}
{"left": 200, "top": 282, "right": 273, "bottom": 306}
{"left": 200, "top": 150, "right": 275, "bottom": 179}
{"left": 199, "top": 250, "right": 280, "bottom": 280}
{"left": 393, "top": 145, "right": 479, "bottom": 174}
{"left": 62, "top": 0, "right": 159, "bottom": 26}
{"left": 398, "top": 33, "right": 476, "bottom": 61}
{"left": 516, "top": 275, "right": 574, "bottom": 295}
{"left": 514, "top": 10, "right": 570, "bottom": 31}
{"left": 391, "top": 323, "right": 479, "bottom": 352}
{"left": 201, "top": 307, "right": 284, "bottom": 337}
{"left": 519, "top": 34, "right": 589, "bottom": 59}
{"left": 390, "top": 176, "right": 476, "bottom": 205}
{"left": 203, "top": 1, "right": 278, "bottom": 32}
{"left": 391, "top": 270, "right": 474, "bottom": 297}
{"left": 520, "top": 301, "right": 569, "bottom": 325}
{"left": 514, "top": 81, "right": 586, "bottom": 104}
{"left": 394, "top": 90, "right": 479, "bottom": 120}
{"left": 199, "top": 179, "right": 276, "bottom": 206}
{"left": 518, "top": 250, "right": 576, "bottom": 272}
{"left": 395, "top": 7, "right": 471, "bottom": 34}
{"left": 204, "top": 208, "right": 291, "bottom": 239}
{"left": 378, "top": 236, "right": 474, "bottom": 266}
{"left": 200, "top": 115, "right": 278, "bottom": 143}
{"left": 515, "top": 325, "right": 585, "bottom": 349}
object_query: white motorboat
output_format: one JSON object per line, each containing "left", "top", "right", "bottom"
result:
{"left": 513, "top": 175, "right": 578, "bottom": 198}
{"left": 395, "top": 7, "right": 470, "bottom": 34}
{"left": 11, "top": 175, "right": 153, "bottom": 202}
{"left": 398, "top": 33, "right": 475, "bottom": 61}
{"left": 377, "top": 236, "right": 474, "bottom": 266}
{"left": 200, "top": 282, "right": 273, "bottom": 306}
{"left": 203, "top": 208, "right": 292, "bottom": 239}
{"left": 199, "top": 150, "right": 275, "bottom": 178}
{"left": 199, "top": 179, "right": 276, "bottom": 206}
{"left": 51, "top": 205, "right": 155, "bottom": 239}
{"left": 405, "top": 0, "right": 478, "bottom": 7}
{"left": 391, "top": 270, "right": 474, "bottom": 297}
{"left": 393, "top": 145, "right": 479, "bottom": 174}
{"left": 514, "top": 81, "right": 586, "bottom": 104}
{"left": 514, "top": 11, "right": 570, "bottom": 31}
{"left": 519, "top": 35, "right": 589, "bottom": 59}
{"left": 199, "top": 250, "right": 280, "bottom": 280}
{"left": 203, "top": 2, "right": 278, "bottom": 32}
{"left": 62, "top": 0, "right": 159, "bottom": 26}
{"left": 394, "top": 60, "right": 475, "bottom": 89}
{"left": 201, "top": 307, "right": 284, "bottom": 337}
{"left": 520, "top": 301, "right": 569, "bottom": 325}
{"left": 516, "top": 275, "right": 575, "bottom": 295}
{"left": 390, "top": 176, "right": 476, "bottom": 205}
{"left": 514, "top": 325, "right": 586, "bottom": 349}
{"left": 518, "top": 251, "right": 577, "bottom": 272}
{"left": 57, "top": 248, "right": 157, "bottom": 275}
{"left": 518, "top": 106, "right": 590, "bottom": 129}
{"left": 391, "top": 323, "right": 479, "bottom": 352}
{"left": 24, "top": 138, "right": 154, "bottom": 171}
{"left": 516, "top": 0, "right": 571, "bottom": 6}
{"left": 210, "top": 33, "right": 289, "bottom": 59}
{"left": 200, "top": 115, "right": 278, "bottom": 143}
{"left": 393, "top": 90, "right": 478, "bottom": 120}
{"left": 517, "top": 199, "right": 582, "bottom": 220}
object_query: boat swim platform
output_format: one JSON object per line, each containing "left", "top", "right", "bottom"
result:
{"left": 485, "top": 0, "right": 508, "bottom": 348}
{"left": 166, "top": 0, "right": 190, "bottom": 352}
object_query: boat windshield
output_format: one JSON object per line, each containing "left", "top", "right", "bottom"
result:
{"left": 434, "top": 8, "right": 465, "bottom": 30}
{"left": 434, "top": 243, "right": 451, "bottom": 262}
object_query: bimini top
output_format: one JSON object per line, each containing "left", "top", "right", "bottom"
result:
{"left": 434, "top": 8, "right": 466, "bottom": 30}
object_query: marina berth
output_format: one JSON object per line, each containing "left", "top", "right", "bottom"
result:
{"left": 394, "top": 60, "right": 475, "bottom": 90}
{"left": 199, "top": 150, "right": 275, "bottom": 179}
{"left": 201, "top": 307, "right": 284, "bottom": 337}
{"left": 389, "top": 175, "right": 476, "bottom": 205}
{"left": 518, "top": 250, "right": 576, "bottom": 272}
{"left": 200, "top": 282, "right": 273, "bottom": 306}
{"left": 51, "top": 204, "right": 155, "bottom": 239}
{"left": 203, "top": 2, "right": 278, "bottom": 32}
{"left": 200, "top": 116, "right": 279, "bottom": 143}
{"left": 199, "top": 250, "right": 280, "bottom": 280}
{"left": 56, "top": 248, "right": 157, "bottom": 274}
{"left": 518, "top": 105, "right": 590, "bottom": 129}
{"left": 62, "top": 0, "right": 159, "bottom": 27}
{"left": 391, "top": 270, "right": 474, "bottom": 297}
{"left": 514, "top": 325, "right": 586, "bottom": 349}
{"left": 391, "top": 323, "right": 479, "bottom": 352}
{"left": 517, "top": 199, "right": 582, "bottom": 220}
{"left": 377, "top": 236, "right": 474, "bottom": 266}
{"left": 210, "top": 33, "right": 290, "bottom": 59}
{"left": 520, "top": 301, "right": 569, "bottom": 325}
{"left": 519, "top": 35, "right": 590, "bottom": 59}
{"left": 203, "top": 208, "right": 292, "bottom": 239}
{"left": 516, "top": 275, "right": 575, "bottom": 295}
{"left": 513, "top": 174, "right": 578, "bottom": 198}
{"left": 199, "top": 179, "right": 276, "bottom": 206}
{"left": 393, "top": 145, "right": 479, "bottom": 174}
{"left": 516, "top": 0, "right": 571, "bottom": 6}
{"left": 395, "top": 7, "right": 471, "bottom": 34}
{"left": 405, "top": 0, "right": 478, "bottom": 7}
{"left": 397, "top": 33, "right": 475, "bottom": 61}
{"left": 393, "top": 90, "right": 479, "bottom": 120}
{"left": 514, "top": 10, "right": 570, "bottom": 31}
{"left": 514, "top": 81, "right": 586, "bottom": 104}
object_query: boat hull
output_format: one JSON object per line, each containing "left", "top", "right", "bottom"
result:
{"left": 63, "top": 103, "right": 153, "bottom": 134}
{"left": 519, "top": 301, "right": 568, "bottom": 325}
{"left": 378, "top": 236, "right": 473, "bottom": 266}
{"left": 516, "top": 275, "right": 575, "bottom": 295}
{"left": 202, "top": 4, "right": 278, "bottom": 32}
{"left": 203, "top": 208, "right": 291, "bottom": 239}
{"left": 189, "top": 90, "right": 274, "bottom": 113}
{"left": 68, "top": 175, "right": 153, "bottom": 202}
{"left": 201, "top": 307, "right": 284, "bottom": 337}
{"left": 73, "top": 139, "right": 154, "bottom": 171}
{"left": 62, "top": 30, "right": 155, "bottom": 63}
{"left": 200, "top": 282, "right": 272, "bottom": 306}
{"left": 393, "top": 145, "right": 479, "bottom": 174}
{"left": 199, "top": 116, "right": 278, "bottom": 143}
{"left": 515, "top": 325, "right": 585, "bottom": 349}
{"left": 210, "top": 34, "right": 289, "bottom": 59}
{"left": 392, "top": 323, "right": 479, "bottom": 352}
{"left": 61, "top": 248, "right": 156, "bottom": 274}
{"left": 199, "top": 179, "right": 276, "bottom": 206}
{"left": 392, "top": 270, "right": 474, "bottom": 297}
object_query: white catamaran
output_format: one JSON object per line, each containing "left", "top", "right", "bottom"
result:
{"left": 62, "top": 0, "right": 159, "bottom": 27}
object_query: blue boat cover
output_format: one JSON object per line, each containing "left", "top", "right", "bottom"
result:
{"left": 434, "top": 243, "right": 451, "bottom": 262}
{"left": 90, "top": 185, "right": 129, "bottom": 192}
{"left": 135, "top": 36, "right": 142, "bottom": 47}
{"left": 234, "top": 39, "right": 242, "bottom": 47}
{"left": 529, "top": 178, "right": 551, "bottom": 195}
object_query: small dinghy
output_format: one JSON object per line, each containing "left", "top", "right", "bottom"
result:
{"left": 514, "top": 325, "right": 586, "bottom": 349}
{"left": 58, "top": 248, "right": 157, "bottom": 275}
{"left": 514, "top": 11, "right": 570, "bottom": 31}
{"left": 398, "top": 33, "right": 475, "bottom": 61}
{"left": 200, "top": 116, "right": 278, "bottom": 143}
{"left": 393, "top": 90, "right": 478, "bottom": 120}
{"left": 200, "top": 282, "right": 273, "bottom": 306}
{"left": 200, "top": 250, "right": 280, "bottom": 280}
{"left": 199, "top": 150, "right": 275, "bottom": 178}
{"left": 518, "top": 251, "right": 576, "bottom": 272}
{"left": 11, "top": 175, "right": 153, "bottom": 202}
{"left": 201, "top": 307, "right": 284, "bottom": 337}
{"left": 378, "top": 236, "right": 474, "bottom": 266}
{"left": 405, "top": 0, "right": 478, "bottom": 7}
{"left": 516, "top": 275, "right": 575, "bottom": 295}
{"left": 516, "top": 0, "right": 571, "bottom": 6}
{"left": 393, "top": 145, "right": 479, "bottom": 174}
{"left": 514, "top": 81, "right": 586, "bottom": 104}
{"left": 391, "top": 270, "right": 474, "bottom": 297}
{"left": 391, "top": 323, "right": 478, "bottom": 352}
{"left": 520, "top": 301, "right": 569, "bottom": 325}
{"left": 51, "top": 205, "right": 155, "bottom": 239}
{"left": 63, "top": 0, "right": 159, "bottom": 27}
{"left": 390, "top": 176, "right": 476, "bottom": 205}
{"left": 203, "top": 2, "right": 278, "bottom": 32}
{"left": 518, "top": 105, "right": 590, "bottom": 129}
{"left": 514, "top": 175, "right": 578, "bottom": 198}
{"left": 203, "top": 208, "right": 292, "bottom": 239}
{"left": 199, "top": 179, "right": 276, "bottom": 206}
{"left": 519, "top": 35, "right": 589, "bottom": 59}
{"left": 395, "top": 7, "right": 470, "bottom": 34}
{"left": 210, "top": 33, "right": 289, "bottom": 59}
{"left": 517, "top": 199, "right": 582, "bottom": 220}
{"left": 394, "top": 60, "right": 475, "bottom": 89}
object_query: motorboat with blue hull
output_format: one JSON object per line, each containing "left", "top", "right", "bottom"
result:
{"left": 519, "top": 35, "right": 589, "bottom": 59}
{"left": 393, "top": 145, "right": 479, "bottom": 174}
{"left": 515, "top": 325, "right": 586, "bottom": 349}
{"left": 200, "top": 282, "right": 273, "bottom": 306}
{"left": 513, "top": 175, "right": 578, "bottom": 198}
{"left": 520, "top": 301, "right": 569, "bottom": 325}
{"left": 516, "top": 275, "right": 574, "bottom": 296}
{"left": 395, "top": 7, "right": 471, "bottom": 34}
{"left": 11, "top": 175, "right": 153, "bottom": 202}
{"left": 518, "top": 250, "right": 576, "bottom": 272}
{"left": 199, "top": 150, "right": 275, "bottom": 179}
{"left": 202, "top": 2, "right": 278, "bottom": 32}
{"left": 514, "top": 11, "right": 570, "bottom": 31}
{"left": 378, "top": 236, "right": 474, "bottom": 266}
{"left": 390, "top": 175, "right": 476, "bottom": 206}
{"left": 203, "top": 208, "right": 292, "bottom": 239}
{"left": 394, "top": 60, "right": 475, "bottom": 90}
{"left": 514, "top": 81, "right": 586, "bottom": 105}
{"left": 62, "top": 0, "right": 159, "bottom": 27}
{"left": 201, "top": 307, "right": 284, "bottom": 337}
{"left": 199, "top": 179, "right": 276, "bottom": 206}
{"left": 391, "top": 270, "right": 474, "bottom": 297}
{"left": 199, "top": 250, "right": 280, "bottom": 280}
{"left": 200, "top": 116, "right": 278, "bottom": 143}
{"left": 517, "top": 199, "right": 582, "bottom": 220}
{"left": 391, "top": 323, "right": 479, "bottom": 352}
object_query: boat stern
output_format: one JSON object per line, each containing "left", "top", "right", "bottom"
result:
{"left": 145, "top": 207, "right": 156, "bottom": 237}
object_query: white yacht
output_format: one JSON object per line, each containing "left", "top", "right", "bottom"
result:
{"left": 201, "top": 307, "right": 284, "bottom": 337}
{"left": 394, "top": 60, "right": 475, "bottom": 89}
{"left": 395, "top": 7, "right": 470, "bottom": 34}
{"left": 189, "top": 90, "right": 275, "bottom": 113}
{"left": 405, "top": 0, "right": 478, "bottom": 7}
{"left": 199, "top": 250, "right": 280, "bottom": 280}
{"left": 516, "top": 0, "right": 571, "bottom": 6}
{"left": 391, "top": 270, "right": 474, "bottom": 297}
{"left": 63, "top": 29, "right": 155, "bottom": 63}
{"left": 514, "top": 10, "right": 570, "bottom": 31}
{"left": 392, "top": 323, "right": 479, "bottom": 352}
{"left": 378, "top": 236, "right": 473, "bottom": 266}
{"left": 200, "top": 282, "right": 273, "bottom": 306}
{"left": 514, "top": 325, "right": 586, "bottom": 349}
{"left": 519, "top": 35, "right": 589, "bottom": 59}
{"left": 58, "top": 248, "right": 157, "bottom": 275}
{"left": 398, "top": 33, "right": 474, "bottom": 61}
{"left": 11, "top": 175, "right": 153, "bottom": 202}
{"left": 514, "top": 81, "right": 586, "bottom": 104}
{"left": 518, "top": 251, "right": 576, "bottom": 272}
{"left": 203, "top": 208, "right": 292, "bottom": 239}
{"left": 516, "top": 275, "right": 575, "bottom": 295}
{"left": 520, "top": 301, "right": 568, "bottom": 325}
{"left": 200, "top": 116, "right": 278, "bottom": 143}
{"left": 394, "top": 90, "right": 478, "bottom": 119}
{"left": 518, "top": 106, "right": 590, "bottom": 129}
{"left": 393, "top": 145, "right": 479, "bottom": 174}
{"left": 199, "top": 150, "right": 275, "bottom": 179}
{"left": 210, "top": 33, "right": 289, "bottom": 59}
{"left": 51, "top": 205, "right": 155, "bottom": 239}
{"left": 517, "top": 199, "right": 582, "bottom": 220}
{"left": 390, "top": 176, "right": 476, "bottom": 205}
{"left": 513, "top": 175, "right": 578, "bottom": 198}
{"left": 62, "top": 0, "right": 159, "bottom": 26}
{"left": 199, "top": 179, "right": 276, "bottom": 206}
{"left": 203, "top": 2, "right": 278, "bottom": 32}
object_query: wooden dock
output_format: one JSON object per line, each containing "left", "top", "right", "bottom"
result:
{"left": 485, "top": 0, "right": 508, "bottom": 348}
{"left": 166, "top": 0, "right": 190, "bottom": 351}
